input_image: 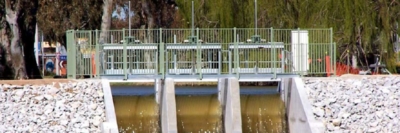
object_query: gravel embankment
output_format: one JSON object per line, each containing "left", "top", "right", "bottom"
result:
{"left": 0, "top": 81, "right": 106, "bottom": 132}
{"left": 304, "top": 76, "right": 400, "bottom": 132}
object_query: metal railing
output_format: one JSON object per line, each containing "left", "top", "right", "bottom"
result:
{"left": 66, "top": 28, "right": 336, "bottom": 79}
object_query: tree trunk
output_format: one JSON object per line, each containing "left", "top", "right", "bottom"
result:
{"left": 99, "top": 0, "right": 113, "bottom": 77}
{"left": 21, "top": 0, "right": 41, "bottom": 79}
{"left": 0, "top": 25, "right": 13, "bottom": 79}
{"left": 142, "top": 0, "right": 154, "bottom": 69}
{"left": 5, "top": 0, "right": 27, "bottom": 80}
{"left": 99, "top": 0, "right": 113, "bottom": 44}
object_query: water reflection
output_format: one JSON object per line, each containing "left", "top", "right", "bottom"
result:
{"left": 113, "top": 95, "right": 159, "bottom": 133}
{"left": 241, "top": 94, "right": 287, "bottom": 133}
{"left": 112, "top": 86, "right": 287, "bottom": 133}
{"left": 176, "top": 94, "right": 222, "bottom": 133}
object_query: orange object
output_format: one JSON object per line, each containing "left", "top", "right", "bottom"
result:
{"left": 92, "top": 53, "right": 96, "bottom": 76}
{"left": 59, "top": 59, "right": 67, "bottom": 76}
{"left": 325, "top": 56, "right": 331, "bottom": 77}
{"left": 335, "top": 62, "right": 360, "bottom": 76}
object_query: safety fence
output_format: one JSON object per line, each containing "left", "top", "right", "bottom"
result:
{"left": 66, "top": 28, "right": 336, "bottom": 79}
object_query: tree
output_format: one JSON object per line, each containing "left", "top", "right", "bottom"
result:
{"left": 109, "top": 0, "right": 178, "bottom": 69}
{"left": 173, "top": 0, "right": 400, "bottom": 72}
{"left": 37, "top": 0, "right": 103, "bottom": 47}
{"left": 0, "top": 0, "right": 39, "bottom": 79}
{"left": 111, "top": 0, "right": 178, "bottom": 29}
{"left": 99, "top": 0, "right": 114, "bottom": 44}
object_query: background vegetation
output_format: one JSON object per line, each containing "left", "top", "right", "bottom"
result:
{"left": 0, "top": 0, "right": 400, "bottom": 79}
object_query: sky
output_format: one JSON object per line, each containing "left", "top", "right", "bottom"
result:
{"left": 112, "top": 4, "right": 135, "bottom": 20}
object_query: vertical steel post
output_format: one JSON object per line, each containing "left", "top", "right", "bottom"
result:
{"left": 191, "top": 1, "right": 194, "bottom": 37}
{"left": 174, "top": 53, "right": 177, "bottom": 72}
{"left": 334, "top": 42, "right": 337, "bottom": 76}
{"left": 196, "top": 28, "right": 202, "bottom": 79}
{"left": 255, "top": 0, "right": 257, "bottom": 35}
{"left": 229, "top": 51, "right": 232, "bottom": 74}
{"left": 95, "top": 29, "right": 100, "bottom": 78}
{"left": 89, "top": 31, "right": 93, "bottom": 77}
{"left": 67, "top": 30, "right": 77, "bottom": 79}
{"left": 297, "top": 28, "right": 302, "bottom": 76}
{"left": 218, "top": 50, "right": 222, "bottom": 75}
{"left": 234, "top": 28, "right": 239, "bottom": 78}
{"left": 271, "top": 27, "right": 277, "bottom": 78}
{"left": 123, "top": 29, "right": 128, "bottom": 80}
{"left": 158, "top": 28, "right": 162, "bottom": 76}
{"left": 330, "top": 27, "right": 335, "bottom": 76}
{"left": 281, "top": 50, "right": 285, "bottom": 73}
{"left": 129, "top": 1, "right": 131, "bottom": 36}
{"left": 160, "top": 42, "right": 165, "bottom": 79}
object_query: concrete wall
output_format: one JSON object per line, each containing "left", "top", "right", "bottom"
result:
{"left": 101, "top": 79, "right": 119, "bottom": 133}
{"left": 282, "top": 77, "right": 324, "bottom": 133}
{"left": 155, "top": 79, "right": 162, "bottom": 104}
{"left": 218, "top": 78, "right": 242, "bottom": 133}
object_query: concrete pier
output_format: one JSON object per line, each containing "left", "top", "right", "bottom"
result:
{"left": 159, "top": 78, "right": 178, "bottom": 133}
{"left": 155, "top": 79, "right": 162, "bottom": 104}
{"left": 218, "top": 78, "right": 242, "bottom": 133}
{"left": 282, "top": 77, "right": 325, "bottom": 133}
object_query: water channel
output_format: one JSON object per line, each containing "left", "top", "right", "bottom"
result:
{"left": 112, "top": 85, "right": 287, "bottom": 133}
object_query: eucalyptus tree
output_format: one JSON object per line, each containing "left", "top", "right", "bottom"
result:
{"left": 0, "top": 0, "right": 40, "bottom": 79}
{"left": 37, "top": 0, "right": 103, "bottom": 46}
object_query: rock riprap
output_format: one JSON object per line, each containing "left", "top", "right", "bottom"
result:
{"left": 304, "top": 76, "right": 400, "bottom": 132}
{"left": 0, "top": 81, "right": 105, "bottom": 133}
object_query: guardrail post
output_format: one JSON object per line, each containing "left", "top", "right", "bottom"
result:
{"left": 297, "top": 28, "right": 302, "bottom": 76}
{"left": 196, "top": 28, "right": 202, "bottom": 79}
{"left": 330, "top": 27, "right": 336, "bottom": 77}
{"left": 281, "top": 50, "right": 285, "bottom": 73}
{"left": 158, "top": 28, "right": 162, "bottom": 76}
{"left": 67, "top": 30, "right": 77, "bottom": 79}
{"left": 271, "top": 27, "right": 277, "bottom": 78}
{"left": 89, "top": 31, "right": 93, "bottom": 78}
{"left": 229, "top": 51, "right": 232, "bottom": 74}
{"left": 160, "top": 42, "right": 165, "bottom": 79}
{"left": 333, "top": 42, "right": 337, "bottom": 76}
{"left": 234, "top": 27, "right": 239, "bottom": 78}
{"left": 218, "top": 50, "right": 221, "bottom": 75}
{"left": 95, "top": 29, "right": 100, "bottom": 78}
{"left": 123, "top": 28, "right": 128, "bottom": 80}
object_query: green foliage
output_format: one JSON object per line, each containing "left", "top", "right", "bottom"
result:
{"left": 37, "top": 0, "right": 103, "bottom": 46}
{"left": 174, "top": 0, "right": 400, "bottom": 72}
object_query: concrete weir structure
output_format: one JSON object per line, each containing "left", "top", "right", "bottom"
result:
{"left": 100, "top": 80, "right": 119, "bottom": 133}
{"left": 218, "top": 78, "right": 242, "bottom": 133}
{"left": 102, "top": 77, "right": 324, "bottom": 133}
{"left": 282, "top": 78, "right": 325, "bottom": 132}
